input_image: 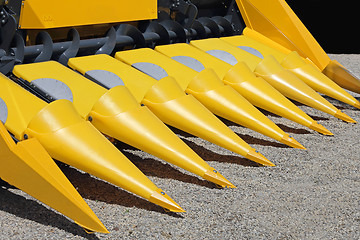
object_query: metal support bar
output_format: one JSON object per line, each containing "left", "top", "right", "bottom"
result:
{"left": 1, "top": 16, "right": 234, "bottom": 74}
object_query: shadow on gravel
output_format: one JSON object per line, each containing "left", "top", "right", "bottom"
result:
{"left": 59, "top": 164, "right": 183, "bottom": 219}
{"left": 306, "top": 114, "right": 329, "bottom": 121}
{"left": 218, "top": 117, "right": 296, "bottom": 148}
{"left": 167, "top": 126, "right": 262, "bottom": 166}
{"left": 236, "top": 133, "right": 291, "bottom": 148}
{"left": 322, "top": 97, "right": 345, "bottom": 109}
{"left": 0, "top": 184, "right": 99, "bottom": 240}
{"left": 276, "top": 124, "right": 311, "bottom": 134}
{"left": 121, "top": 149, "right": 218, "bottom": 189}
{"left": 291, "top": 99, "right": 306, "bottom": 107}
{"left": 170, "top": 118, "right": 290, "bottom": 149}
{"left": 180, "top": 138, "right": 260, "bottom": 167}
{"left": 259, "top": 109, "right": 283, "bottom": 118}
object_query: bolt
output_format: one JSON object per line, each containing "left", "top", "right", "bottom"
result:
{"left": 88, "top": 116, "right": 93, "bottom": 122}
{"left": 24, "top": 134, "right": 28, "bottom": 140}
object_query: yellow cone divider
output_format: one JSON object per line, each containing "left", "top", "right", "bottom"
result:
{"left": 322, "top": 60, "right": 360, "bottom": 96}
{"left": 90, "top": 87, "right": 234, "bottom": 188}
{"left": 0, "top": 122, "right": 108, "bottom": 233}
{"left": 143, "top": 75, "right": 274, "bottom": 167}
{"left": 117, "top": 47, "right": 300, "bottom": 150}
{"left": 282, "top": 52, "right": 360, "bottom": 109}
{"left": 189, "top": 38, "right": 333, "bottom": 135}
{"left": 2, "top": 72, "right": 184, "bottom": 213}
{"left": 220, "top": 35, "right": 360, "bottom": 109}
{"left": 153, "top": 43, "right": 307, "bottom": 147}
{"left": 222, "top": 35, "right": 356, "bottom": 122}
{"left": 254, "top": 56, "right": 356, "bottom": 123}
{"left": 16, "top": 60, "right": 235, "bottom": 188}
{"left": 189, "top": 67, "right": 305, "bottom": 149}
{"left": 109, "top": 52, "right": 273, "bottom": 166}
{"left": 223, "top": 63, "right": 333, "bottom": 136}
{"left": 234, "top": 0, "right": 359, "bottom": 90}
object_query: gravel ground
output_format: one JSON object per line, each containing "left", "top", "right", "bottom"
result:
{"left": 1, "top": 54, "right": 359, "bottom": 239}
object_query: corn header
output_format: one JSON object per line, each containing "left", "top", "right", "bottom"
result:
{"left": 0, "top": 0, "right": 358, "bottom": 234}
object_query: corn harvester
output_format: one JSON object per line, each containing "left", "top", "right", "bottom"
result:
{"left": 0, "top": 0, "right": 358, "bottom": 234}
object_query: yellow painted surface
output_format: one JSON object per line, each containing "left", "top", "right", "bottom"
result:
{"left": 282, "top": 52, "right": 360, "bottom": 108}
{"left": 154, "top": 43, "right": 305, "bottom": 149}
{"left": 0, "top": 73, "right": 46, "bottom": 140}
{"left": 13, "top": 61, "right": 106, "bottom": 118}
{"left": 191, "top": 38, "right": 261, "bottom": 71}
{"left": 0, "top": 122, "right": 108, "bottom": 233}
{"left": 18, "top": 57, "right": 232, "bottom": 187}
{"left": 221, "top": 33, "right": 286, "bottom": 66}
{"left": 235, "top": 0, "right": 330, "bottom": 69}
{"left": 116, "top": 48, "right": 196, "bottom": 90}
{"left": 9, "top": 66, "right": 184, "bottom": 212}
{"left": 19, "top": 0, "right": 157, "bottom": 29}
{"left": 68, "top": 54, "right": 157, "bottom": 103}
{"left": 254, "top": 56, "right": 345, "bottom": 119}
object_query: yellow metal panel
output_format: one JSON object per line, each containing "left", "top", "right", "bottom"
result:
{"left": 4, "top": 68, "right": 184, "bottom": 212}
{"left": 68, "top": 54, "right": 157, "bottom": 103}
{"left": 0, "top": 73, "right": 46, "bottom": 140}
{"left": 281, "top": 52, "right": 360, "bottom": 109}
{"left": 0, "top": 122, "right": 108, "bottom": 233}
{"left": 157, "top": 42, "right": 233, "bottom": 79}
{"left": 191, "top": 38, "right": 262, "bottom": 71}
{"left": 154, "top": 43, "right": 305, "bottom": 150}
{"left": 235, "top": 0, "right": 330, "bottom": 70}
{"left": 13, "top": 61, "right": 106, "bottom": 118}
{"left": 19, "top": 0, "right": 157, "bottom": 29}
{"left": 115, "top": 50, "right": 270, "bottom": 162}
{"left": 116, "top": 48, "right": 198, "bottom": 90}
{"left": 188, "top": 39, "right": 332, "bottom": 136}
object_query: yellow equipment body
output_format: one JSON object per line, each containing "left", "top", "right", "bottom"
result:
{"left": 282, "top": 52, "right": 360, "bottom": 109}
{"left": 220, "top": 34, "right": 360, "bottom": 109}
{"left": 19, "top": 0, "right": 157, "bottom": 29}
{"left": 13, "top": 60, "right": 235, "bottom": 188}
{"left": 1, "top": 0, "right": 359, "bottom": 235}
{"left": 117, "top": 46, "right": 304, "bottom": 150}
{"left": 1, "top": 72, "right": 184, "bottom": 213}
{"left": 322, "top": 60, "right": 360, "bottom": 94}
{"left": 235, "top": 0, "right": 329, "bottom": 68}
{"left": 219, "top": 36, "right": 355, "bottom": 123}
{"left": 225, "top": 29, "right": 360, "bottom": 94}
{"left": 254, "top": 56, "right": 355, "bottom": 123}
{"left": 68, "top": 54, "right": 272, "bottom": 166}
{"left": 0, "top": 121, "right": 108, "bottom": 233}
{"left": 235, "top": 0, "right": 360, "bottom": 93}
{"left": 166, "top": 40, "right": 332, "bottom": 136}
